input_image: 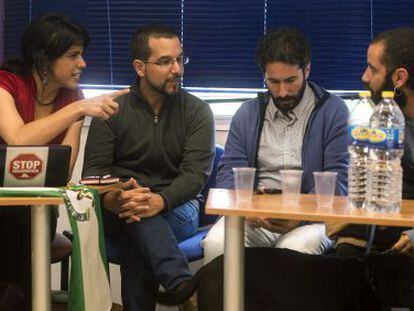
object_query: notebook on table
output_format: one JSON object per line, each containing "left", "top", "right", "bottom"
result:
{"left": 0, "top": 145, "right": 71, "bottom": 187}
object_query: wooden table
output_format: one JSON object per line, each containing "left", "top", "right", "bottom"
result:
{"left": 0, "top": 197, "right": 64, "bottom": 311}
{"left": 205, "top": 189, "right": 414, "bottom": 311}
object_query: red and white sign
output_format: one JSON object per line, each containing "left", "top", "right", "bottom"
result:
{"left": 9, "top": 154, "right": 44, "bottom": 179}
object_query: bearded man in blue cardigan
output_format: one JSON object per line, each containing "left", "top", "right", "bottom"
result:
{"left": 203, "top": 28, "right": 349, "bottom": 264}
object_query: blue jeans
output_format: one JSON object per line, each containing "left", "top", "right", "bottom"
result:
{"left": 120, "top": 199, "right": 199, "bottom": 311}
{"left": 162, "top": 199, "right": 199, "bottom": 243}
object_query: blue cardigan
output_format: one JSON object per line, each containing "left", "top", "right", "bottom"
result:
{"left": 217, "top": 81, "right": 349, "bottom": 195}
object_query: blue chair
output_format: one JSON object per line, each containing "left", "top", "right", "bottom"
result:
{"left": 177, "top": 145, "right": 224, "bottom": 261}
{"left": 104, "top": 145, "right": 224, "bottom": 264}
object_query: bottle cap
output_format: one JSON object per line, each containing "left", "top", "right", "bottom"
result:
{"left": 359, "top": 91, "right": 371, "bottom": 98}
{"left": 381, "top": 91, "right": 394, "bottom": 98}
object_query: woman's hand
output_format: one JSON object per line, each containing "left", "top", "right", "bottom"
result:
{"left": 79, "top": 88, "right": 129, "bottom": 120}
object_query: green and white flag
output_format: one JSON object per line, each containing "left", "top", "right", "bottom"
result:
{"left": 63, "top": 186, "right": 112, "bottom": 311}
{"left": 0, "top": 186, "right": 112, "bottom": 311}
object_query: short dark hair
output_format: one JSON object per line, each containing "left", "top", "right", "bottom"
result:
{"left": 130, "top": 25, "right": 180, "bottom": 61}
{"left": 1, "top": 13, "right": 89, "bottom": 77}
{"left": 372, "top": 27, "right": 414, "bottom": 90}
{"left": 256, "top": 28, "right": 311, "bottom": 72}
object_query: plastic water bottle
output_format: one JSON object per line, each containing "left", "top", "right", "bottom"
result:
{"left": 366, "top": 91, "right": 405, "bottom": 212}
{"left": 348, "top": 91, "right": 374, "bottom": 208}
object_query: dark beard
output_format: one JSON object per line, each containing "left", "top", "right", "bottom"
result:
{"left": 365, "top": 72, "right": 395, "bottom": 105}
{"left": 365, "top": 72, "right": 407, "bottom": 110}
{"left": 271, "top": 80, "right": 306, "bottom": 112}
{"left": 148, "top": 75, "right": 182, "bottom": 97}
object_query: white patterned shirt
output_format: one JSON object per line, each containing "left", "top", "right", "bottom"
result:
{"left": 257, "top": 83, "right": 315, "bottom": 189}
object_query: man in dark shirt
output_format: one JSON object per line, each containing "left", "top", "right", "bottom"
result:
{"left": 83, "top": 25, "right": 215, "bottom": 311}
{"left": 329, "top": 28, "right": 414, "bottom": 256}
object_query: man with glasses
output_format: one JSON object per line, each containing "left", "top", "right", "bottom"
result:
{"left": 203, "top": 27, "right": 349, "bottom": 264}
{"left": 83, "top": 25, "right": 214, "bottom": 311}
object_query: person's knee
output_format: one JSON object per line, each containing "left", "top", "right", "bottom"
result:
{"left": 276, "top": 237, "right": 322, "bottom": 254}
{"left": 165, "top": 200, "right": 200, "bottom": 242}
{"left": 203, "top": 223, "right": 224, "bottom": 264}
{"left": 203, "top": 228, "right": 225, "bottom": 264}
{"left": 168, "top": 200, "right": 199, "bottom": 225}
{"left": 276, "top": 225, "right": 331, "bottom": 255}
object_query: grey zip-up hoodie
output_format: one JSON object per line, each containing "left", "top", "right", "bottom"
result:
{"left": 83, "top": 81, "right": 215, "bottom": 210}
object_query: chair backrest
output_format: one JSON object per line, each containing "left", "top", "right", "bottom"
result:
{"left": 199, "top": 145, "right": 224, "bottom": 226}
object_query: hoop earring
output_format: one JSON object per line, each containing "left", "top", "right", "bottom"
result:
{"left": 42, "top": 71, "right": 48, "bottom": 87}
{"left": 394, "top": 86, "right": 403, "bottom": 97}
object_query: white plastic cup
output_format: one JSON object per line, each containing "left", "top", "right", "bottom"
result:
{"left": 233, "top": 167, "right": 256, "bottom": 202}
{"left": 280, "top": 170, "right": 303, "bottom": 206}
{"left": 313, "top": 171, "right": 338, "bottom": 208}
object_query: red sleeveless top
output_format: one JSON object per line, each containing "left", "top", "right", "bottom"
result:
{"left": 0, "top": 71, "right": 83, "bottom": 145}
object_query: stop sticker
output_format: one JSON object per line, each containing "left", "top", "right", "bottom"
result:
{"left": 9, "top": 154, "right": 44, "bottom": 179}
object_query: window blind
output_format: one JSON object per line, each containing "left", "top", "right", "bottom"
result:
{"left": 4, "top": 0, "right": 414, "bottom": 90}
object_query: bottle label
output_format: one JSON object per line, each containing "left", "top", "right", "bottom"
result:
{"left": 369, "top": 127, "right": 404, "bottom": 149}
{"left": 348, "top": 125, "right": 370, "bottom": 146}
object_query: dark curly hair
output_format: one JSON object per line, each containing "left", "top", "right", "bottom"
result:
{"left": 256, "top": 28, "right": 310, "bottom": 72}
{"left": 1, "top": 13, "right": 89, "bottom": 77}
{"left": 130, "top": 25, "right": 180, "bottom": 62}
